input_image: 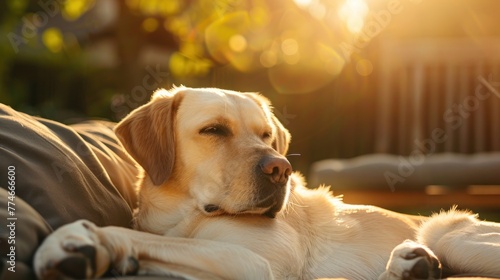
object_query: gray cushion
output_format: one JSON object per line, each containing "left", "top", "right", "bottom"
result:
{"left": 310, "top": 153, "right": 500, "bottom": 190}
{"left": 0, "top": 104, "right": 139, "bottom": 279}
{"left": 0, "top": 188, "right": 50, "bottom": 280}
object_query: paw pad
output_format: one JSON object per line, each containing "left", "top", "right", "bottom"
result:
{"left": 403, "top": 247, "right": 442, "bottom": 280}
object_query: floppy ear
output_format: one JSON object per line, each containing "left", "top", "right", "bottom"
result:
{"left": 243, "top": 92, "right": 291, "bottom": 156}
{"left": 271, "top": 115, "right": 291, "bottom": 156}
{"left": 114, "top": 89, "right": 184, "bottom": 185}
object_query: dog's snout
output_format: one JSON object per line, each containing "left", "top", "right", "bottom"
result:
{"left": 259, "top": 156, "right": 292, "bottom": 184}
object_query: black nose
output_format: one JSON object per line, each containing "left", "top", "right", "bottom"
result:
{"left": 258, "top": 156, "right": 292, "bottom": 185}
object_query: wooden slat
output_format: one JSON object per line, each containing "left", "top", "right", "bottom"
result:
{"left": 338, "top": 189, "right": 500, "bottom": 209}
{"left": 444, "top": 64, "right": 457, "bottom": 152}
{"left": 411, "top": 63, "right": 425, "bottom": 152}
{"left": 429, "top": 64, "right": 441, "bottom": 152}
{"left": 398, "top": 68, "right": 409, "bottom": 154}
{"left": 376, "top": 60, "right": 393, "bottom": 153}
{"left": 491, "top": 66, "right": 500, "bottom": 151}
{"left": 377, "top": 38, "right": 500, "bottom": 155}
{"left": 459, "top": 66, "right": 470, "bottom": 153}
{"left": 474, "top": 63, "right": 486, "bottom": 152}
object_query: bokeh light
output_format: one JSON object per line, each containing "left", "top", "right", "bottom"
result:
{"left": 142, "top": 17, "right": 159, "bottom": 32}
{"left": 3, "top": 0, "right": 374, "bottom": 94}
{"left": 260, "top": 51, "right": 278, "bottom": 68}
{"left": 42, "top": 28, "right": 64, "bottom": 53}
{"left": 63, "top": 0, "right": 95, "bottom": 21}
{"left": 6, "top": 0, "right": 29, "bottom": 14}
{"left": 338, "top": 0, "right": 369, "bottom": 33}
{"left": 229, "top": 35, "right": 248, "bottom": 53}
{"left": 281, "top": 38, "right": 299, "bottom": 56}
{"left": 355, "top": 59, "right": 373, "bottom": 76}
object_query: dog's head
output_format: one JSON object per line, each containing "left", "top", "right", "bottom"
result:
{"left": 115, "top": 87, "right": 292, "bottom": 218}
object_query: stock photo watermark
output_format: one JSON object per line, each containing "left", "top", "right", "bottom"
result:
{"left": 385, "top": 73, "right": 500, "bottom": 191}
{"left": 111, "top": 65, "right": 170, "bottom": 120}
{"left": 7, "top": 0, "right": 65, "bottom": 53}
{"left": 5, "top": 165, "right": 17, "bottom": 273}
{"left": 338, "top": 0, "right": 423, "bottom": 60}
{"left": 274, "top": 106, "right": 296, "bottom": 126}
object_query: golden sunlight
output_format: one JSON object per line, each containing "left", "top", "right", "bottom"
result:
{"left": 338, "top": 0, "right": 369, "bottom": 33}
{"left": 293, "top": 0, "right": 313, "bottom": 8}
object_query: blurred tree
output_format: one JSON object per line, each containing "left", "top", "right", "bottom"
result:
{"left": 1, "top": 0, "right": 359, "bottom": 119}
{"left": 0, "top": 0, "right": 370, "bottom": 171}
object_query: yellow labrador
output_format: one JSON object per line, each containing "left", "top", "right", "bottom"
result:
{"left": 35, "top": 87, "right": 500, "bottom": 280}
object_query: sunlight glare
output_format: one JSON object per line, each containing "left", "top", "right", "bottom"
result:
{"left": 309, "top": 2, "right": 326, "bottom": 20}
{"left": 338, "top": 0, "right": 369, "bottom": 33}
{"left": 294, "top": 0, "right": 313, "bottom": 8}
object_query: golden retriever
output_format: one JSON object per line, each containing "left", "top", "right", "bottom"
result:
{"left": 35, "top": 87, "right": 500, "bottom": 280}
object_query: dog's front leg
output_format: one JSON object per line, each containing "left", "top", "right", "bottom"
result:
{"left": 34, "top": 220, "right": 274, "bottom": 280}
{"left": 100, "top": 225, "right": 275, "bottom": 279}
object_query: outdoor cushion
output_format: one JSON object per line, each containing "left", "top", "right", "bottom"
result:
{"left": 310, "top": 153, "right": 500, "bottom": 190}
{"left": 0, "top": 104, "right": 138, "bottom": 279}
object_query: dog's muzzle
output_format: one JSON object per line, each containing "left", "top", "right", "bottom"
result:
{"left": 254, "top": 155, "right": 292, "bottom": 218}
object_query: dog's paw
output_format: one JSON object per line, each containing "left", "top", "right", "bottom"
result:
{"left": 34, "top": 220, "right": 138, "bottom": 279}
{"left": 379, "top": 240, "right": 442, "bottom": 280}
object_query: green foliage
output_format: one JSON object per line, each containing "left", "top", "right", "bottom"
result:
{"left": 0, "top": 0, "right": 361, "bottom": 121}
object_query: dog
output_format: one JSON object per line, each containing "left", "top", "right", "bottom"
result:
{"left": 34, "top": 86, "right": 500, "bottom": 279}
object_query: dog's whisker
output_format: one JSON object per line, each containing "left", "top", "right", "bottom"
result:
{"left": 286, "top": 153, "right": 301, "bottom": 157}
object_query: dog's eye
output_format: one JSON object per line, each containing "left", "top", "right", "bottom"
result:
{"left": 200, "top": 125, "right": 230, "bottom": 136}
{"left": 262, "top": 131, "right": 272, "bottom": 139}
